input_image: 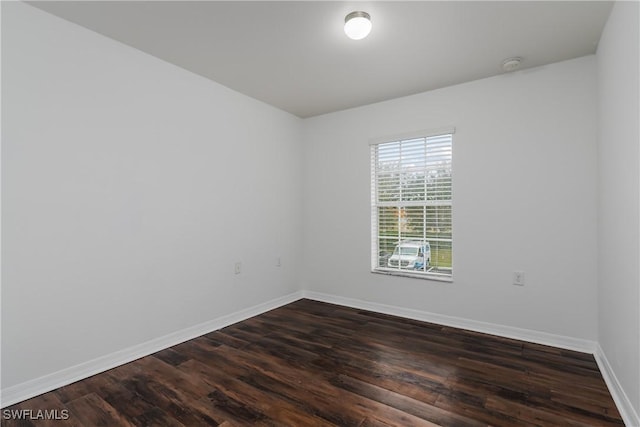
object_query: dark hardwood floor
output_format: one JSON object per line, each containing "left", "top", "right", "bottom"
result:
{"left": 2, "top": 299, "right": 624, "bottom": 426}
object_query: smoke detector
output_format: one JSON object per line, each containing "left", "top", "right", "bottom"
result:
{"left": 502, "top": 57, "right": 522, "bottom": 72}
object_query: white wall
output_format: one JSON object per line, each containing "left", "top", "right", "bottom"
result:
{"left": 597, "top": 0, "right": 640, "bottom": 418}
{"left": 1, "top": 2, "right": 302, "bottom": 389}
{"left": 302, "top": 56, "right": 599, "bottom": 341}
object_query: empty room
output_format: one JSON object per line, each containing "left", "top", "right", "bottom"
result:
{"left": 2, "top": 1, "right": 639, "bottom": 426}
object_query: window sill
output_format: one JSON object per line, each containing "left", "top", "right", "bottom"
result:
{"left": 371, "top": 268, "right": 453, "bottom": 283}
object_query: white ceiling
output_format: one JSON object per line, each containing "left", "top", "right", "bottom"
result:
{"left": 29, "top": 1, "right": 613, "bottom": 118}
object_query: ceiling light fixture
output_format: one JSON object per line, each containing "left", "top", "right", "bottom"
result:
{"left": 344, "top": 11, "right": 372, "bottom": 40}
{"left": 502, "top": 57, "right": 522, "bottom": 72}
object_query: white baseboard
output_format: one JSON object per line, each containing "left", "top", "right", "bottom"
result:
{"left": 1, "top": 290, "right": 304, "bottom": 408}
{"left": 4, "top": 288, "right": 636, "bottom": 427}
{"left": 594, "top": 344, "right": 640, "bottom": 427}
{"left": 302, "top": 291, "right": 597, "bottom": 353}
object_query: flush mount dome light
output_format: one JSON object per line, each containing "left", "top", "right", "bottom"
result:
{"left": 344, "top": 11, "right": 371, "bottom": 40}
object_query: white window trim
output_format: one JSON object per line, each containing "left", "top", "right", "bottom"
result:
{"left": 369, "top": 126, "right": 456, "bottom": 146}
{"left": 371, "top": 268, "right": 453, "bottom": 282}
{"left": 370, "top": 127, "right": 455, "bottom": 282}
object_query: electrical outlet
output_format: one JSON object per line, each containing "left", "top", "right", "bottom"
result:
{"left": 235, "top": 262, "right": 241, "bottom": 275}
{"left": 513, "top": 271, "right": 524, "bottom": 286}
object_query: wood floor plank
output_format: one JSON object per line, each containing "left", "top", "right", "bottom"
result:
{"left": 332, "top": 374, "right": 486, "bottom": 427}
{"left": 65, "top": 393, "right": 134, "bottom": 427}
{"left": 203, "top": 344, "right": 438, "bottom": 427}
{"left": 98, "top": 373, "right": 158, "bottom": 420}
{"left": 2, "top": 299, "right": 624, "bottom": 426}
{"left": 485, "top": 395, "right": 597, "bottom": 427}
{"left": 181, "top": 358, "right": 336, "bottom": 427}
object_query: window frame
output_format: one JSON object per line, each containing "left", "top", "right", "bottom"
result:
{"left": 370, "top": 127, "right": 454, "bottom": 282}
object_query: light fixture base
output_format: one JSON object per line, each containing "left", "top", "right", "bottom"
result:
{"left": 345, "top": 11, "right": 370, "bottom": 23}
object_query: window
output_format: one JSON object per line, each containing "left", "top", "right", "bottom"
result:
{"left": 370, "top": 131, "right": 453, "bottom": 280}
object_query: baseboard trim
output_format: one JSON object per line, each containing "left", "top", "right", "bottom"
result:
{"left": 1, "top": 290, "right": 304, "bottom": 408}
{"left": 302, "top": 291, "right": 597, "bottom": 353}
{"left": 5, "top": 289, "right": 636, "bottom": 427}
{"left": 594, "top": 344, "right": 640, "bottom": 427}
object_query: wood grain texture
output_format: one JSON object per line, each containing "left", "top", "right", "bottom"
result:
{"left": 1, "top": 299, "right": 624, "bottom": 426}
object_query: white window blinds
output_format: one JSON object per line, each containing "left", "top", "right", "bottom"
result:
{"left": 371, "top": 133, "right": 453, "bottom": 279}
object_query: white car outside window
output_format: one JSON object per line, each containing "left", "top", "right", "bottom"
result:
{"left": 387, "top": 241, "right": 431, "bottom": 270}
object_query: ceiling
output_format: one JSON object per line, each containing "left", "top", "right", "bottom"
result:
{"left": 29, "top": 1, "right": 613, "bottom": 118}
